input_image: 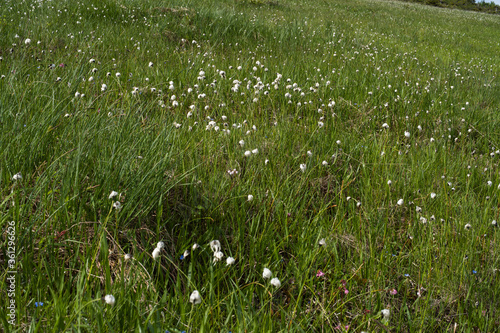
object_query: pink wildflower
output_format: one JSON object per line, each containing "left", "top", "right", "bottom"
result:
{"left": 316, "top": 270, "right": 325, "bottom": 277}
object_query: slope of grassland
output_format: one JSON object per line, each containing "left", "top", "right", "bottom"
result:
{"left": 1, "top": 0, "right": 500, "bottom": 331}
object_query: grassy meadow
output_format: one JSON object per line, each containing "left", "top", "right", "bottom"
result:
{"left": 1, "top": 0, "right": 500, "bottom": 331}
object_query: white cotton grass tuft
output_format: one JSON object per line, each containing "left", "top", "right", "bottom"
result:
{"left": 157, "top": 241, "right": 165, "bottom": 249}
{"left": 209, "top": 240, "right": 221, "bottom": 253}
{"left": 397, "top": 199, "right": 404, "bottom": 206}
{"left": 152, "top": 247, "right": 161, "bottom": 260}
{"left": 124, "top": 254, "right": 132, "bottom": 260}
{"left": 404, "top": 131, "right": 410, "bottom": 138}
{"left": 189, "top": 290, "right": 202, "bottom": 305}
{"left": 319, "top": 238, "right": 326, "bottom": 246}
{"left": 226, "top": 257, "right": 235, "bottom": 266}
{"left": 12, "top": 172, "right": 22, "bottom": 181}
{"left": 300, "top": 164, "right": 307, "bottom": 173}
{"left": 109, "top": 191, "right": 118, "bottom": 199}
{"left": 247, "top": 194, "right": 254, "bottom": 202}
{"left": 263, "top": 268, "right": 272, "bottom": 279}
{"left": 381, "top": 309, "right": 390, "bottom": 323}
{"left": 270, "top": 277, "right": 281, "bottom": 288}
{"left": 213, "top": 251, "right": 224, "bottom": 263}
{"left": 464, "top": 223, "right": 472, "bottom": 230}
{"left": 112, "top": 201, "right": 122, "bottom": 210}
{"left": 431, "top": 192, "right": 437, "bottom": 199}
{"left": 104, "top": 294, "right": 115, "bottom": 306}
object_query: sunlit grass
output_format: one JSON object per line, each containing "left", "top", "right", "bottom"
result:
{"left": 1, "top": 0, "right": 500, "bottom": 331}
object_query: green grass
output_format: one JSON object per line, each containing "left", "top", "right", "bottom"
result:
{"left": 1, "top": 0, "right": 500, "bottom": 331}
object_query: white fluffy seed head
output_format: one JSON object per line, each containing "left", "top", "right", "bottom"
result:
{"left": 270, "top": 277, "right": 281, "bottom": 288}
{"left": 209, "top": 240, "right": 221, "bottom": 253}
{"left": 263, "top": 268, "right": 272, "bottom": 279}
{"left": 104, "top": 294, "right": 115, "bottom": 305}
{"left": 189, "top": 290, "right": 202, "bottom": 304}
{"left": 152, "top": 247, "right": 161, "bottom": 260}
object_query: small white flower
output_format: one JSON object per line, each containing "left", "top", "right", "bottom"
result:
{"left": 404, "top": 131, "right": 410, "bottom": 138}
{"left": 387, "top": 180, "right": 392, "bottom": 185}
{"left": 492, "top": 220, "right": 497, "bottom": 227}
{"left": 336, "top": 140, "right": 341, "bottom": 145}
{"left": 104, "top": 294, "right": 115, "bottom": 306}
{"left": 397, "top": 199, "right": 404, "bottom": 206}
{"left": 252, "top": 148, "right": 259, "bottom": 154}
{"left": 265, "top": 159, "right": 270, "bottom": 165}
{"left": 487, "top": 181, "right": 493, "bottom": 187}
{"left": 263, "top": 268, "right": 272, "bottom": 279}
{"left": 239, "top": 140, "right": 245, "bottom": 147}
{"left": 318, "top": 121, "right": 324, "bottom": 128}
{"left": 101, "top": 83, "right": 107, "bottom": 91}
{"left": 109, "top": 191, "right": 118, "bottom": 199}
{"left": 148, "top": 61, "right": 153, "bottom": 67}
{"left": 322, "top": 160, "right": 328, "bottom": 166}
{"left": 226, "top": 257, "right": 235, "bottom": 265}
{"left": 244, "top": 150, "right": 251, "bottom": 157}
{"left": 319, "top": 238, "right": 326, "bottom": 246}
{"left": 431, "top": 192, "right": 437, "bottom": 199}
{"left": 112, "top": 201, "right": 122, "bottom": 210}
{"left": 307, "top": 151, "right": 313, "bottom": 157}
{"left": 270, "top": 277, "right": 281, "bottom": 288}
{"left": 157, "top": 241, "right": 165, "bottom": 249}
{"left": 116, "top": 72, "right": 121, "bottom": 78}
{"left": 89, "top": 58, "right": 96, "bottom": 63}
{"left": 124, "top": 254, "right": 132, "bottom": 260}
{"left": 300, "top": 164, "right": 307, "bottom": 173}
{"left": 12, "top": 172, "right": 22, "bottom": 181}
{"left": 465, "top": 223, "right": 472, "bottom": 230}
{"left": 25, "top": 38, "right": 31, "bottom": 45}
{"left": 209, "top": 240, "right": 221, "bottom": 253}
{"left": 189, "top": 290, "right": 202, "bottom": 304}
{"left": 247, "top": 194, "right": 254, "bottom": 202}
{"left": 152, "top": 247, "right": 161, "bottom": 260}
{"left": 183, "top": 250, "right": 190, "bottom": 258}
{"left": 416, "top": 206, "right": 422, "bottom": 213}
{"left": 382, "top": 123, "right": 389, "bottom": 129}
{"left": 192, "top": 243, "right": 200, "bottom": 251}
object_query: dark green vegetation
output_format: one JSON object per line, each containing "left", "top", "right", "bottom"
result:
{"left": 1, "top": 0, "right": 500, "bottom": 331}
